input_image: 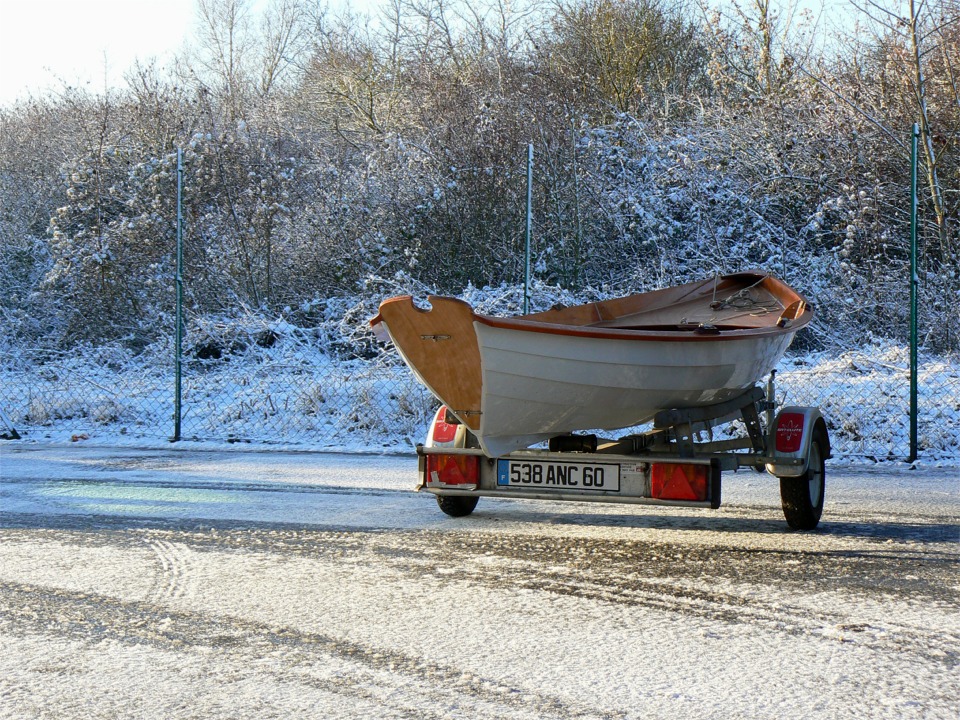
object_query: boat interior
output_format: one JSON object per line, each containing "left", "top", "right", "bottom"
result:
{"left": 522, "top": 273, "right": 805, "bottom": 332}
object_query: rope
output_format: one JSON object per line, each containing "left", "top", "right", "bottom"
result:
{"left": 709, "top": 275, "right": 783, "bottom": 319}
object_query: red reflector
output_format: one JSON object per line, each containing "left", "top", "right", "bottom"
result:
{"left": 651, "top": 463, "right": 709, "bottom": 501}
{"left": 426, "top": 454, "right": 479, "bottom": 486}
{"left": 776, "top": 412, "right": 805, "bottom": 453}
{"left": 431, "top": 407, "right": 459, "bottom": 444}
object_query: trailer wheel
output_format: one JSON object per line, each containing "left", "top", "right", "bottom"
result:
{"left": 436, "top": 495, "right": 479, "bottom": 517}
{"left": 779, "top": 425, "right": 827, "bottom": 530}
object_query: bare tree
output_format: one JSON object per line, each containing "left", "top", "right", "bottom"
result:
{"left": 540, "top": 0, "right": 709, "bottom": 121}
{"left": 258, "top": 0, "right": 314, "bottom": 97}
{"left": 830, "top": 0, "right": 958, "bottom": 256}
{"left": 697, "top": 0, "right": 825, "bottom": 99}
{"left": 192, "top": 0, "right": 255, "bottom": 117}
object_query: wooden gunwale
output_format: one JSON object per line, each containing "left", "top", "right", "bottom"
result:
{"left": 472, "top": 315, "right": 806, "bottom": 342}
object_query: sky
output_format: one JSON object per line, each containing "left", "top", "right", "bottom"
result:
{"left": 0, "top": 0, "right": 853, "bottom": 109}
{"left": 0, "top": 0, "right": 391, "bottom": 107}
{"left": 0, "top": 0, "right": 198, "bottom": 106}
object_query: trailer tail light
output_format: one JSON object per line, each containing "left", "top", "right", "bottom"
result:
{"left": 425, "top": 453, "right": 479, "bottom": 488}
{"left": 775, "top": 412, "right": 805, "bottom": 453}
{"left": 651, "top": 463, "right": 710, "bottom": 501}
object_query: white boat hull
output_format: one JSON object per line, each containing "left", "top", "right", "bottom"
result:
{"left": 475, "top": 323, "right": 794, "bottom": 456}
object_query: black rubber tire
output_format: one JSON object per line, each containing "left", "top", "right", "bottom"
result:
{"left": 436, "top": 495, "right": 479, "bottom": 517}
{"left": 779, "top": 425, "right": 827, "bottom": 530}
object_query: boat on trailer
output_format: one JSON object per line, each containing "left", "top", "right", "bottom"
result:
{"left": 371, "top": 271, "right": 813, "bottom": 457}
{"left": 371, "top": 271, "right": 829, "bottom": 530}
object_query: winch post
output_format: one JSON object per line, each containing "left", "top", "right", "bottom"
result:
{"left": 765, "top": 370, "right": 777, "bottom": 432}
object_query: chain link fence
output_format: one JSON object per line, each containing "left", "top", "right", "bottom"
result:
{"left": 0, "top": 324, "right": 433, "bottom": 451}
{"left": 2, "top": 326, "right": 958, "bottom": 460}
{"left": 776, "top": 347, "right": 960, "bottom": 461}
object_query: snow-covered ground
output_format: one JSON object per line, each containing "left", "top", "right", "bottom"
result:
{"left": 0, "top": 445, "right": 957, "bottom": 719}
{"left": 3, "top": 311, "right": 959, "bottom": 462}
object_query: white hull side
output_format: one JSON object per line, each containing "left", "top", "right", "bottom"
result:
{"left": 475, "top": 323, "right": 795, "bottom": 456}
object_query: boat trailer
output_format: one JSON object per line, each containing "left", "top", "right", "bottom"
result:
{"left": 416, "top": 372, "right": 830, "bottom": 530}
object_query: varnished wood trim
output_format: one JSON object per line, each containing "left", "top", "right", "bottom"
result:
{"left": 373, "top": 296, "right": 483, "bottom": 430}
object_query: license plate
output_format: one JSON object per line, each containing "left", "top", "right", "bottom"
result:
{"left": 497, "top": 459, "right": 621, "bottom": 492}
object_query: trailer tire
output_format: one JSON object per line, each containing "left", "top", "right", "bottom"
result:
{"left": 436, "top": 495, "right": 479, "bottom": 517}
{"left": 779, "top": 424, "right": 827, "bottom": 530}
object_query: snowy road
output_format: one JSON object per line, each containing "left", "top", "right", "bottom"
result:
{"left": 0, "top": 446, "right": 957, "bottom": 719}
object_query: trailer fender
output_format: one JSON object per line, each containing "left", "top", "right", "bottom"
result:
{"left": 425, "top": 406, "right": 471, "bottom": 449}
{"left": 765, "top": 407, "right": 831, "bottom": 477}
{"left": 421, "top": 406, "right": 476, "bottom": 488}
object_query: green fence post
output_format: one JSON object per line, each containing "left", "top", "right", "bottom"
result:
{"left": 909, "top": 124, "right": 919, "bottom": 462}
{"left": 173, "top": 147, "right": 184, "bottom": 442}
{"left": 524, "top": 143, "right": 533, "bottom": 315}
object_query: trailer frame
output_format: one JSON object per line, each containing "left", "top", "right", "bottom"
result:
{"left": 416, "top": 373, "right": 830, "bottom": 530}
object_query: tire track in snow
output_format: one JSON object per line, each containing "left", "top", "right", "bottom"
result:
{"left": 0, "top": 580, "right": 626, "bottom": 720}
{"left": 325, "top": 528, "right": 959, "bottom": 669}
{"left": 138, "top": 524, "right": 960, "bottom": 669}
{"left": 5, "top": 520, "right": 954, "bottom": 670}
{"left": 146, "top": 537, "right": 195, "bottom": 604}
{"left": 488, "top": 564, "right": 960, "bottom": 667}
{"left": 104, "top": 523, "right": 958, "bottom": 668}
